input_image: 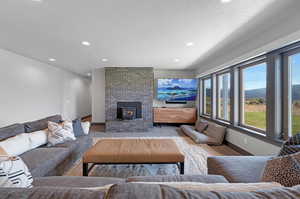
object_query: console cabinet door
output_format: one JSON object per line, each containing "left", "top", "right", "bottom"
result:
{"left": 153, "top": 108, "right": 197, "bottom": 123}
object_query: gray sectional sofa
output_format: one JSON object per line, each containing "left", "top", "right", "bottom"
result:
{"left": 0, "top": 115, "right": 93, "bottom": 177}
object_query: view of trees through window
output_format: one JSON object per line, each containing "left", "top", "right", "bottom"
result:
{"left": 204, "top": 78, "right": 211, "bottom": 115}
{"left": 241, "top": 63, "right": 267, "bottom": 130}
{"left": 290, "top": 53, "right": 300, "bottom": 136}
{"left": 218, "top": 73, "right": 231, "bottom": 121}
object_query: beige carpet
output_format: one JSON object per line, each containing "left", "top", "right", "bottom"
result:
{"left": 65, "top": 136, "right": 240, "bottom": 178}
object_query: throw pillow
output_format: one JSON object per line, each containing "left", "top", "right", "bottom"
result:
{"left": 47, "top": 121, "right": 76, "bottom": 146}
{"left": 28, "top": 130, "right": 48, "bottom": 149}
{"left": 0, "top": 147, "right": 8, "bottom": 156}
{"left": 81, "top": 122, "right": 91, "bottom": 135}
{"left": 72, "top": 119, "right": 85, "bottom": 137}
{"left": 0, "top": 156, "right": 33, "bottom": 188}
{"left": 0, "top": 134, "right": 31, "bottom": 156}
{"left": 203, "top": 124, "right": 226, "bottom": 145}
{"left": 195, "top": 120, "right": 208, "bottom": 132}
{"left": 261, "top": 152, "right": 300, "bottom": 187}
{"left": 278, "top": 133, "right": 300, "bottom": 156}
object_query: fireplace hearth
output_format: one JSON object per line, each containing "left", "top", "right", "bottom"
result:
{"left": 117, "top": 102, "right": 142, "bottom": 120}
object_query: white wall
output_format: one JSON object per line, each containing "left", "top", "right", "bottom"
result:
{"left": 0, "top": 48, "right": 91, "bottom": 127}
{"left": 91, "top": 68, "right": 105, "bottom": 123}
{"left": 226, "top": 129, "right": 280, "bottom": 156}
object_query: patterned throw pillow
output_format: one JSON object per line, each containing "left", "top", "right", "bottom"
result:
{"left": 278, "top": 133, "right": 300, "bottom": 156}
{"left": 81, "top": 122, "right": 91, "bottom": 135}
{"left": 47, "top": 121, "right": 76, "bottom": 146}
{"left": 0, "top": 156, "right": 33, "bottom": 188}
{"left": 261, "top": 152, "right": 300, "bottom": 187}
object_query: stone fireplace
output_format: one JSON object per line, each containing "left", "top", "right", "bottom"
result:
{"left": 105, "top": 67, "right": 153, "bottom": 132}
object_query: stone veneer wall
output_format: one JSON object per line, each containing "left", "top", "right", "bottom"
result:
{"left": 105, "top": 67, "right": 153, "bottom": 132}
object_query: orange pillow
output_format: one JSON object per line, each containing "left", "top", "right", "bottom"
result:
{"left": 0, "top": 146, "right": 8, "bottom": 156}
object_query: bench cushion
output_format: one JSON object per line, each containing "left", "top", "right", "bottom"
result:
{"left": 181, "top": 125, "right": 218, "bottom": 145}
{"left": 83, "top": 139, "right": 184, "bottom": 163}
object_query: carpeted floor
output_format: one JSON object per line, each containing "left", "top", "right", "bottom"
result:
{"left": 65, "top": 126, "right": 240, "bottom": 178}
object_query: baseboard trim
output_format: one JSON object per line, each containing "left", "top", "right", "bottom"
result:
{"left": 224, "top": 141, "right": 253, "bottom": 156}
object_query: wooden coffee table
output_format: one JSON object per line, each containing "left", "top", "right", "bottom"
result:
{"left": 82, "top": 139, "right": 185, "bottom": 176}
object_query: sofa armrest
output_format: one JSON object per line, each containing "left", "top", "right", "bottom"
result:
{"left": 207, "top": 156, "right": 272, "bottom": 183}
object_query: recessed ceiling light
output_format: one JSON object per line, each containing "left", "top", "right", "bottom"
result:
{"left": 101, "top": 58, "right": 108, "bottom": 62}
{"left": 174, "top": 58, "right": 180, "bottom": 63}
{"left": 48, "top": 58, "right": 56, "bottom": 62}
{"left": 87, "top": 73, "right": 91, "bottom": 77}
{"left": 32, "top": 0, "right": 43, "bottom": 2}
{"left": 186, "top": 42, "right": 194, "bottom": 47}
{"left": 81, "top": 41, "right": 91, "bottom": 46}
{"left": 221, "top": 0, "right": 232, "bottom": 3}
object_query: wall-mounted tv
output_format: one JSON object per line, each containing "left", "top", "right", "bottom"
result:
{"left": 157, "top": 79, "right": 198, "bottom": 101}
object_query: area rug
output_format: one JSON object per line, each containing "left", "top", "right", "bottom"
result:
{"left": 66, "top": 136, "right": 239, "bottom": 178}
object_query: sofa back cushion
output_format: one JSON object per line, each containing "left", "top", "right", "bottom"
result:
{"left": 203, "top": 124, "right": 226, "bottom": 145}
{"left": 24, "top": 115, "right": 62, "bottom": 133}
{"left": 107, "top": 183, "right": 300, "bottom": 199}
{"left": 0, "top": 124, "right": 25, "bottom": 141}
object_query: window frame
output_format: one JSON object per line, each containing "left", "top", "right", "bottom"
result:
{"left": 202, "top": 76, "right": 212, "bottom": 116}
{"left": 282, "top": 47, "right": 300, "bottom": 139}
{"left": 216, "top": 70, "right": 231, "bottom": 122}
{"left": 238, "top": 59, "right": 267, "bottom": 135}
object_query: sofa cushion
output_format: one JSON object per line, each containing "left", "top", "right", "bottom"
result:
{"left": 203, "top": 124, "right": 226, "bottom": 145}
{"left": 207, "top": 156, "right": 272, "bottom": 183}
{"left": 126, "top": 175, "right": 229, "bottom": 183}
{"left": 24, "top": 115, "right": 62, "bottom": 133}
{"left": 181, "top": 125, "right": 218, "bottom": 144}
{"left": 33, "top": 176, "right": 125, "bottom": 188}
{"left": 0, "top": 123, "right": 25, "bottom": 140}
{"left": 195, "top": 120, "right": 208, "bottom": 132}
{"left": 0, "top": 187, "right": 106, "bottom": 199}
{"left": 106, "top": 183, "right": 300, "bottom": 199}
{"left": 261, "top": 152, "right": 300, "bottom": 187}
{"left": 20, "top": 147, "right": 71, "bottom": 177}
{"left": 0, "top": 133, "right": 31, "bottom": 156}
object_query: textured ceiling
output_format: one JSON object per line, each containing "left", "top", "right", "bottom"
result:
{"left": 0, "top": 0, "right": 288, "bottom": 75}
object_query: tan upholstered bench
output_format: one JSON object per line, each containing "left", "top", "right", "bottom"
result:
{"left": 83, "top": 139, "right": 185, "bottom": 176}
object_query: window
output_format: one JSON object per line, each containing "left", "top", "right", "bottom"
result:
{"left": 240, "top": 62, "right": 267, "bottom": 132}
{"left": 217, "top": 72, "right": 231, "bottom": 121}
{"left": 288, "top": 52, "right": 300, "bottom": 136}
{"left": 203, "top": 78, "right": 212, "bottom": 115}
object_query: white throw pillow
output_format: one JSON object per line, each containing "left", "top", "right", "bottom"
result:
{"left": 0, "top": 156, "right": 33, "bottom": 188}
{"left": 81, "top": 122, "right": 91, "bottom": 135}
{"left": 0, "top": 134, "right": 31, "bottom": 156}
{"left": 47, "top": 121, "right": 76, "bottom": 146}
{"left": 28, "top": 130, "right": 48, "bottom": 149}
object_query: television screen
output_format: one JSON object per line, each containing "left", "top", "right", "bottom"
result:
{"left": 157, "top": 79, "right": 198, "bottom": 101}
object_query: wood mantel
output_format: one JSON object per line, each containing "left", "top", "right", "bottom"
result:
{"left": 153, "top": 107, "right": 197, "bottom": 124}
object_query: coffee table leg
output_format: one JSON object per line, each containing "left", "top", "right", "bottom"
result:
{"left": 179, "top": 162, "right": 184, "bottom": 175}
{"left": 83, "top": 163, "right": 88, "bottom": 176}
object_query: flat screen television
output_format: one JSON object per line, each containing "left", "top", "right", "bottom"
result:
{"left": 157, "top": 79, "right": 198, "bottom": 101}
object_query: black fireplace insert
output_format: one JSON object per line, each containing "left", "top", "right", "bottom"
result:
{"left": 117, "top": 102, "right": 142, "bottom": 120}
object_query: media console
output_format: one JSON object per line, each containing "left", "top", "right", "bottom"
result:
{"left": 153, "top": 107, "right": 197, "bottom": 124}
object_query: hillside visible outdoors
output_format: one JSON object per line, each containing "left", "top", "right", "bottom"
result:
{"left": 242, "top": 63, "right": 267, "bottom": 131}
{"left": 291, "top": 53, "right": 300, "bottom": 136}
